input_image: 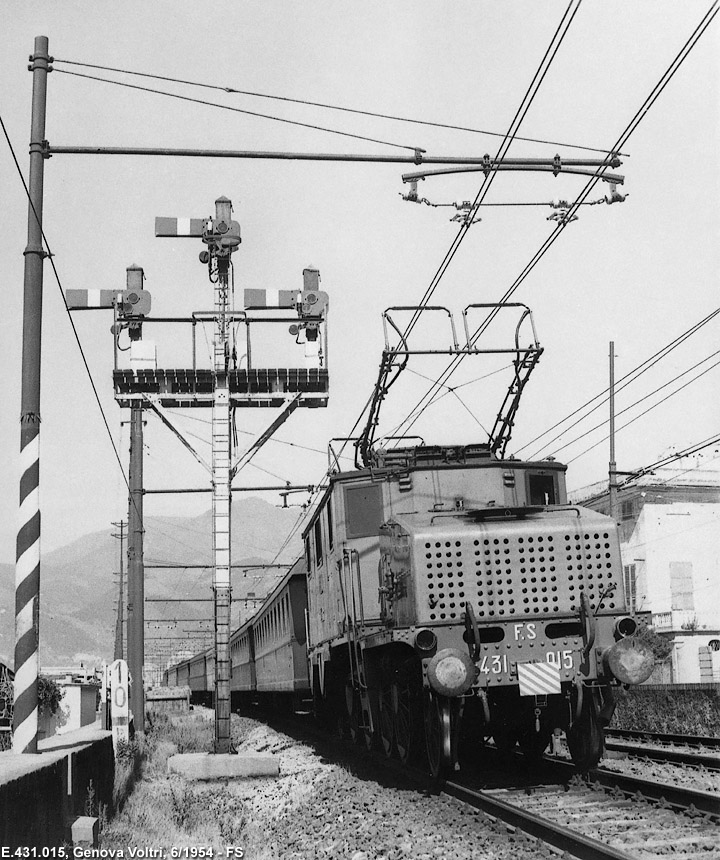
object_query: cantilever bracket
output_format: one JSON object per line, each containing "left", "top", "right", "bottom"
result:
{"left": 230, "top": 392, "right": 303, "bottom": 480}
{"left": 141, "top": 394, "right": 212, "bottom": 473}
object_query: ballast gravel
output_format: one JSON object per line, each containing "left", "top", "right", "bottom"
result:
{"left": 208, "top": 718, "right": 556, "bottom": 860}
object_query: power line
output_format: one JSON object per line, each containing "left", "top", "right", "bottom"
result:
{"left": 565, "top": 355, "right": 720, "bottom": 463}
{"left": 388, "top": 1, "right": 718, "bottom": 446}
{"left": 52, "top": 57, "right": 627, "bottom": 156}
{"left": 356, "top": 0, "right": 583, "bottom": 464}
{"left": 0, "top": 111, "right": 137, "bottom": 519}
{"left": 522, "top": 307, "right": 720, "bottom": 459}
{"left": 52, "top": 69, "right": 420, "bottom": 153}
{"left": 619, "top": 434, "right": 720, "bottom": 485}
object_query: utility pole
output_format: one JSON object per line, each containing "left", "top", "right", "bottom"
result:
{"left": 112, "top": 521, "right": 127, "bottom": 661}
{"left": 14, "top": 35, "right": 52, "bottom": 754}
{"left": 609, "top": 341, "right": 619, "bottom": 523}
{"left": 127, "top": 405, "right": 145, "bottom": 732}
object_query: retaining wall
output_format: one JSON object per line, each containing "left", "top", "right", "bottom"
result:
{"left": 0, "top": 727, "right": 114, "bottom": 848}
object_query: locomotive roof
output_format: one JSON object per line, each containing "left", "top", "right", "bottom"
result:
{"left": 384, "top": 503, "right": 614, "bottom": 536}
{"left": 302, "top": 445, "right": 568, "bottom": 537}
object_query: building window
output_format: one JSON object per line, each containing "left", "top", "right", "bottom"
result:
{"left": 314, "top": 519, "right": 323, "bottom": 567}
{"left": 623, "top": 563, "right": 637, "bottom": 612}
{"left": 621, "top": 499, "right": 634, "bottom": 521}
{"left": 669, "top": 561, "right": 694, "bottom": 611}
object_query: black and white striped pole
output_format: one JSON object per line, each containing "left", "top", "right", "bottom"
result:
{"left": 14, "top": 36, "right": 51, "bottom": 754}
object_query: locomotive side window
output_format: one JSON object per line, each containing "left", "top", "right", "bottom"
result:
{"left": 314, "top": 519, "right": 324, "bottom": 567}
{"left": 527, "top": 472, "right": 556, "bottom": 506}
{"left": 344, "top": 483, "right": 384, "bottom": 538}
{"left": 327, "top": 498, "right": 334, "bottom": 549}
{"left": 305, "top": 537, "right": 311, "bottom": 573}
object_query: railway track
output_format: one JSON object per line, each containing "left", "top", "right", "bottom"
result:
{"left": 444, "top": 776, "right": 720, "bottom": 860}
{"left": 605, "top": 729, "right": 720, "bottom": 749}
{"left": 603, "top": 729, "right": 720, "bottom": 770}
{"left": 250, "top": 707, "right": 720, "bottom": 859}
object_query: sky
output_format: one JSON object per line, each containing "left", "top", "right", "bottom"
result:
{"left": 1, "top": 1, "right": 718, "bottom": 564}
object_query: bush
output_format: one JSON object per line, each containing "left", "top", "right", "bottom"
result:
{"left": 38, "top": 675, "right": 64, "bottom": 717}
{"left": 614, "top": 686, "right": 720, "bottom": 735}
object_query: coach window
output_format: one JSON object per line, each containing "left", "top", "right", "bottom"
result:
{"left": 314, "top": 519, "right": 324, "bottom": 567}
{"left": 305, "top": 536, "right": 312, "bottom": 572}
{"left": 327, "top": 498, "right": 334, "bottom": 550}
{"left": 344, "top": 483, "right": 384, "bottom": 538}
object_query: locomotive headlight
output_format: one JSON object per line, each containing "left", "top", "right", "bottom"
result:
{"left": 414, "top": 628, "right": 438, "bottom": 656}
{"left": 614, "top": 616, "right": 638, "bottom": 639}
{"left": 602, "top": 637, "right": 654, "bottom": 685}
{"left": 426, "top": 648, "right": 477, "bottom": 697}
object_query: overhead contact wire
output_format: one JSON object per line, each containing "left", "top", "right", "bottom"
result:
{"left": 518, "top": 307, "right": 720, "bottom": 456}
{"left": 0, "top": 112, "right": 140, "bottom": 523}
{"left": 52, "top": 69, "right": 420, "bottom": 153}
{"left": 53, "top": 57, "right": 625, "bottom": 156}
{"left": 393, "top": 1, "right": 718, "bottom": 444}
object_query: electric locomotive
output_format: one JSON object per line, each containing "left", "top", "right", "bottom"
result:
{"left": 303, "top": 303, "right": 653, "bottom": 774}
{"left": 303, "top": 443, "right": 653, "bottom": 773}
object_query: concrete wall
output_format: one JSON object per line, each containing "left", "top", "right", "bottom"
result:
{"left": 0, "top": 728, "right": 113, "bottom": 848}
{"left": 669, "top": 633, "right": 720, "bottom": 684}
{"left": 625, "top": 502, "right": 720, "bottom": 629}
{"left": 39, "top": 683, "right": 98, "bottom": 739}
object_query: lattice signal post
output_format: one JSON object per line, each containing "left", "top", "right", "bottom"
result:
{"left": 140, "top": 196, "right": 328, "bottom": 752}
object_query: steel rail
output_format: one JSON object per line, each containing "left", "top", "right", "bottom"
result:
{"left": 442, "top": 779, "right": 635, "bottom": 860}
{"left": 604, "top": 739, "right": 720, "bottom": 770}
{"left": 587, "top": 767, "right": 720, "bottom": 818}
{"left": 544, "top": 754, "right": 720, "bottom": 819}
{"left": 605, "top": 728, "right": 720, "bottom": 749}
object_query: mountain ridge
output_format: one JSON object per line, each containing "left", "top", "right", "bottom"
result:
{"left": 0, "top": 498, "right": 305, "bottom": 667}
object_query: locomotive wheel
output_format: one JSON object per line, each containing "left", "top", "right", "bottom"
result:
{"left": 344, "top": 678, "right": 361, "bottom": 744}
{"left": 378, "top": 680, "right": 395, "bottom": 757}
{"left": 567, "top": 691, "right": 605, "bottom": 771}
{"left": 393, "top": 680, "right": 417, "bottom": 764}
{"left": 424, "top": 692, "right": 453, "bottom": 779}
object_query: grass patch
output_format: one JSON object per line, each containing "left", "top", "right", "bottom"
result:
{"left": 101, "top": 711, "right": 257, "bottom": 852}
{"left": 614, "top": 686, "right": 720, "bottom": 735}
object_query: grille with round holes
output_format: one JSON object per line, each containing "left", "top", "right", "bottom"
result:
{"left": 419, "top": 524, "right": 620, "bottom": 622}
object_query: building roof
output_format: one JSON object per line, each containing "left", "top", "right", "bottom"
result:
{"left": 570, "top": 454, "right": 720, "bottom": 505}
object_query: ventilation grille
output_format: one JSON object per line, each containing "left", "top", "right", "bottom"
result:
{"left": 421, "top": 528, "right": 619, "bottom": 623}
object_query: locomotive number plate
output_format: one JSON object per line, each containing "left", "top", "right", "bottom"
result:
{"left": 478, "top": 654, "right": 510, "bottom": 675}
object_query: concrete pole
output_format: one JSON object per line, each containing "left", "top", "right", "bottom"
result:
{"left": 13, "top": 36, "right": 51, "bottom": 754}
{"left": 609, "top": 341, "right": 618, "bottom": 523}
{"left": 127, "top": 405, "right": 145, "bottom": 732}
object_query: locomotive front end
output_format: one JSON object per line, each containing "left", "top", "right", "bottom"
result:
{"left": 379, "top": 504, "right": 653, "bottom": 770}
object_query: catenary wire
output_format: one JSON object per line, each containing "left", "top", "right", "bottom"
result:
{"left": 52, "top": 57, "right": 627, "bottom": 156}
{"left": 550, "top": 349, "right": 720, "bottom": 457}
{"left": 0, "top": 111, "right": 140, "bottom": 523}
{"left": 356, "top": 1, "right": 583, "bottom": 464}
{"left": 564, "top": 355, "right": 720, "bottom": 463}
{"left": 52, "top": 69, "right": 421, "bottom": 153}
{"left": 518, "top": 307, "right": 720, "bottom": 456}
{"left": 390, "top": 1, "right": 718, "bottom": 445}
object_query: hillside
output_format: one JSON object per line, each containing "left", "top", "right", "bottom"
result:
{"left": 0, "top": 498, "right": 305, "bottom": 668}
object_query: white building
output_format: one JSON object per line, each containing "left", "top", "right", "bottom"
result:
{"left": 571, "top": 454, "right": 720, "bottom": 684}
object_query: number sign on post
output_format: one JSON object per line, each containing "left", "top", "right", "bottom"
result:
{"left": 109, "top": 658, "right": 130, "bottom": 751}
